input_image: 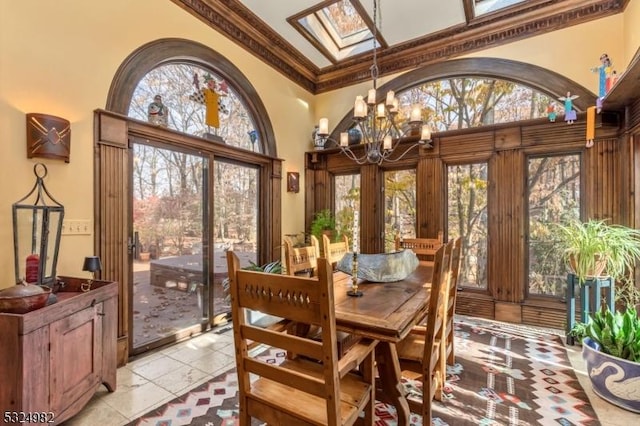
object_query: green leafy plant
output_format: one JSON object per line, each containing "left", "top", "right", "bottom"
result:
{"left": 570, "top": 305, "right": 640, "bottom": 362}
{"left": 310, "top": 209, "right": 337, "bottom": 242}
{"left": 555, "top": 219, "right": 640, "bottom": 284}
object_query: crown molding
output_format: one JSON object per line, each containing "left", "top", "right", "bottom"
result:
{"left": 173, "top": 0, "right": 624, "bottom": 94}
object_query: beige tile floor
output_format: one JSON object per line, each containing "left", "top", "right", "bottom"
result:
{"left": 65, "top": 323, "right": 638, "bottom": 425}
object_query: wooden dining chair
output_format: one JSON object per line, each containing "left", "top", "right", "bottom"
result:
{"left": 227, "top": 251, "right": 378, "bottom": 426}
{"left": 392, "top": 240, "right": 453, "bottom": 424}
{"left": 322, "top": 234, "right": 350, "bottom": 267}
{"left": 283, "top": 239, "right": 318, "bottom": 277}
{"left": 283, "top": 239, "right": 357, "bottom": 356}
{"left": 443, "top": 237, "right": 462, "bottom": 366}
{"left": 395, "top": 231, "right": 444, "bottom": 262}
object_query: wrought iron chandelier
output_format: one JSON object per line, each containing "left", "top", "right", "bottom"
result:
{"left": 316, "top": 0, "right": 432, "bottom": 165}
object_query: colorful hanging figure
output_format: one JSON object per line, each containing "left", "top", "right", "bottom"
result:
{"left": 590, "top": 53, "right": 612, "bottom": 98}
{"left": 147, "top": 95, "right": 169, "bottom": 127}
{"left": 546, "top": 103, "right": 557, "bottom": 122}
{"left": 189, "top": 73, "right": 229, "bottom": 129}
{"left": 558, "top": 91, "right": 579, "bottom": 124}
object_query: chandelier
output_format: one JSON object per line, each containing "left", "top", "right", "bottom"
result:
{"left": 316, "top": 0, "right": 432, "bottom": 165}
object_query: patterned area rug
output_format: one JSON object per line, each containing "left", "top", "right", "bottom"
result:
{"left": 128, "top": 317, "right": 600, "bottom": 425}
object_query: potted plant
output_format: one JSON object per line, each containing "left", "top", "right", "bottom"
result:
{"left": 570, "top": 305, "right": 640, "bottom": 413}
{"left": 555, "top": 219, "right": 640, "bottom": 284}
{"left": 310, "top": 209, "right": 337, "bottom": 243}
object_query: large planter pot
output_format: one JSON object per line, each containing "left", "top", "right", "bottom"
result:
{"left": 582, "top": 337, "right": 640, "bottom": 413}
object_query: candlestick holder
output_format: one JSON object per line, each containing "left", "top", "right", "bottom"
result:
{"left": 347, "top": 252, "right": 363, "bottom": 297}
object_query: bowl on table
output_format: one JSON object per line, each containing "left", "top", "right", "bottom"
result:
{"left": 0, "top": 282, "right": 52, "bottom": 314}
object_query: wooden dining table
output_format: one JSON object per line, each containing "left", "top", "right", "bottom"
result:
{"left": 331, "top": 261, "right": 433, "bottom": 426}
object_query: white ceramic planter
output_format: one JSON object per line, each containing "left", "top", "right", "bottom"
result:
{"left": 582, "top": 337, "right": 640, "bottom": 413}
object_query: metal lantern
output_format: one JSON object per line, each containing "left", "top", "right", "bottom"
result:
{"left": 12, "top": 163, "right": 64, "bottom": 287}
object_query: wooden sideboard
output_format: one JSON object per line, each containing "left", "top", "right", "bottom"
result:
{"left": 0, "top": 278, "right": 118, "bottom": 425}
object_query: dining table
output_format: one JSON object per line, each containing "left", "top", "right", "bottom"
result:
{"left": 331, "top": 261, "right": 433, "bottom": 426}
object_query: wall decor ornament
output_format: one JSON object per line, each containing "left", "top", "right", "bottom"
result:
{"left": 287, "top": 172, "right": 299, "bottom": 193}
{"left": 26, "top": 113, "right": 71, "bottom": 162}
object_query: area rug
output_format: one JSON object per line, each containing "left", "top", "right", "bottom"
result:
{"left": 127, "top": 317, "right": 600, "bottom": 425}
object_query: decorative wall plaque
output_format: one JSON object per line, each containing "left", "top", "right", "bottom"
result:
{"left": 287, "top": 172, "right": 299, "bottom": 193}
{"left": 26, "top": 113, "right": 71, "bottom": 162}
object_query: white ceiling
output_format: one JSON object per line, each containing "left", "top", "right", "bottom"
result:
{"left": 238, "top": 0, "right": 468, "bottom": 69}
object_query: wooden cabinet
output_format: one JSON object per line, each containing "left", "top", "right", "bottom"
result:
{"left": 0, "top": 278, "right": 117, "bottom": 425}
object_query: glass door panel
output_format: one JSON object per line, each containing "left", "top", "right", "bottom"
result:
{"left": 527, "top": 154, "right": 580, "bottom": 297}
{"left": 213, "top": 160, "right": 258, "bottom": 323}
{"left": 384, "top": 169, "right": 416, "bottom": 251}
{"left": 447, "top": 163, "right": 488, "bottom": 289}
{"left": 131, "top": 141, "right": 209, "bottom": 352}
{"left": 334, "top": 174, "right": 360, "bottom": 246}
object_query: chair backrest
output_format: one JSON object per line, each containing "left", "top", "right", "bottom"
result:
{"left": 443, "top": 237, "right": 462, "bottom": 361}
{"left": 395, "top": 231, "right": 444, "bottom": 261}
{"left": 226, "top": 251, "right": 343, "bottom": 423}
{"left": 421, "top": 240, "right": 452, "bottom": 376}
{"left": 284, "top": 239, "right": 318, "bottom": 277}
{"left": 310, "top": 235, "right": 321, "bottom": 258}
{"left": 322, "top": 234, "right": 350, "bottom": 266}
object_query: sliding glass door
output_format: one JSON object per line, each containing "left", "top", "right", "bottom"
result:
{"left": 131, "top": 139, "right": 210, "bottom": 353}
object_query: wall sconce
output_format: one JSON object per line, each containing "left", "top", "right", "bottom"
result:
{"left": 26, "top": 113, "right": 71, "bottom": 163}
{"left": 287, "top": 172, "right": 299, "bottom": 193}
{"left": 81, "top": 256, "right": 102, "bottom": 292}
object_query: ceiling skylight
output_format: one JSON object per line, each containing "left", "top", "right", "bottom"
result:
{"left": 288, "top": 0, "right": 382, "bottom": 63}
{"left": 474, "top": 0, "right": 528, "bottom": 16}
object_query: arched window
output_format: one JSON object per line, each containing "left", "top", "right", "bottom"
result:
{"left": 397, "top": 77, "right": 560, "bottom": 131}
{"left": 128, "top": 63, "right": 261, "bottom": 152}
{"left": 106, "top": 38, "right": 276, "bottom": 157}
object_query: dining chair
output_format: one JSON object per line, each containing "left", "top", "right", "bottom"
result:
{"left": 322, "top": 234, "right": 350, "bottom": 267}
{"left": 395, "top": 231, "right": 444, "bottom": 262}
{"left": 283, "top": 239, "right": 318, "bottom": 277}
{"left": 283, "top": 239, "right": 357, "bottom": 356}
{"left": 392, "top": 240, "right": 453, "bottom": 424}
{"left": 226, "top": 251, "right": 378, "bottom": 426}
{"left": 443, "top": 237, "right": 462, "bottom": 366}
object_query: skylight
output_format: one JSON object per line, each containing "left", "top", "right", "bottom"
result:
{"left": 289, "top": 0, "right": 381, "bottom": 63}
{"left": 474, "top": 0, "right": 528, "bottom": 16}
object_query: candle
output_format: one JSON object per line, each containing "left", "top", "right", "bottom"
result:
{"left": 354, "top": 96, "right": 366, "bottom": 118}
{"left": 368, "top": 88, "right": 376, "bottom": 104}
{"left": 421, "top": 124, "right": 431, "bottom": 141}
{"left": 25, "top": 253, "right": 40, "bottom": 283}
{"left": 340, "top": 132, "right": 348, "bottom": 147}
{"left": 410, "top": 105, "right": 421, "bottom": 122}
{"left": 385, "top": 90, "right": 395, "bottom": 106}
{"left": 353, "top": 210, "right": 359, "bottom": 253}
{"left": 383, "top": 135, "right": 392, "bottom": 150}
{"left": 318, "top": 118, "right": 329, "bottom": 135}
{"left": 376, "top": 103, "right": 385, "bottom": 118}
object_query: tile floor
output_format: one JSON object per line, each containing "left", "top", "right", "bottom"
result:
{"left": 65, "top": 322, "right": 638, "bottom": 425}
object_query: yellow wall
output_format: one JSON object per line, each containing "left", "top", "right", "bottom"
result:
{"left": 623, "top": 0, "right": 640, "bottom": 66}
{"left": 0, "top": 0, "right": 311, "bottom": 287}
{"left": 1, "top": 1, "right": 638, "bottom": 287}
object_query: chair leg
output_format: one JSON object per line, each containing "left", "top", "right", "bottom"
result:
{"left": 422, "top": 377, "right": 433, "bottom": 425}
{"left": 447, "top": 332, "right": 455, "bottom": 365}
{"left": 362, "top": 352, "right": 375, "bottom": 425}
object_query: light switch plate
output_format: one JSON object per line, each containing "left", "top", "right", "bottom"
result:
{"left": 62, "top": 219, "right": 92, "bottom": 235}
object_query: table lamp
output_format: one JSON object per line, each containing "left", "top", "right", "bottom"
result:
{"left": 81, "top": 256, "right": 102, "bottom": 292}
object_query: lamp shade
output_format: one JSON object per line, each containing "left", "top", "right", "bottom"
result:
{"left": 82, "top": 256, "right": 102, "bottom": 273}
